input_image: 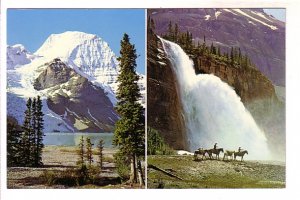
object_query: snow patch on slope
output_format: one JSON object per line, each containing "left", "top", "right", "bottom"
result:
{"left": 223, "top": 9, "right": 238, "bottom": 16}
{"left": 215, "top": 11, "right": 222, "bottom": 19}
{"left": 204, "top": 15, "right": 211, "bottom": 20}
{"left": 248, "top": 21, "right": 257, "bottom": 26}
{"left": 233, "top": 9, "right": 278, "bottom": 30}
{"left": 251, "top": 11, "right": 273, "bottom": 22}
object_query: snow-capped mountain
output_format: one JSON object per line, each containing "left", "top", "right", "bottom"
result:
{"left": 35, "top": 31, "right": 119, "bottom": 89}
{"left": 7, "top": 44, "right": 36, "bottom": 70}
{"left": 7, "top": 31, "right": 145, "bottom": 132}
{"left": 149, "top": 8, "right": 285, "bottom": 86}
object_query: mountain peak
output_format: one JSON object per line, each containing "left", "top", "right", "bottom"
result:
{"left": 7, "top": 44, "right": 34, "bottom": 69}
{"left": 34, "top": 31, "right": 119, "bottom": 86}
{"left": 35, "top": 31, "right": 103, "bottom": 58}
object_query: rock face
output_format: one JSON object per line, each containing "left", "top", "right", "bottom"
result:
{"left": 192, "top": 56, "right": 277, "bottom": 104}
{"left": 149, "top": 8, "right": 285, "bottom": 86}
{"left": 34, "top": 59, "right": 118, "bottom": 132}
{"left": 147, "top": 32, "right": 187, "bottom": 149}
{"left": 34, "top": 58, "right": 78, "bottom": 90}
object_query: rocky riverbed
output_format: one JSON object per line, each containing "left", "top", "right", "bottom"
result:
{"left": 147, "top": 155, "right": 285, "bottom": 188}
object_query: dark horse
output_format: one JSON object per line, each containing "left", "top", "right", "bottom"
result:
{"left": 207, "top": 148, "right": 224, "bottom": 160}
{"left": 194, "top": 148, "right": 207, "bottom": 161}
{"left": 234, "top": 150, "right": 248, "bottom": 161}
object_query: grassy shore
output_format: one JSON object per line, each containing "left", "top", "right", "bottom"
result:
{"left": 7, "top": 145, "right": 142, "bottom": 189}
{"left": 147, "top": 155, "right": 285, "bottom": 188}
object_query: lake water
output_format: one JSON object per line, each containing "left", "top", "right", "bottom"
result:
{"left": 44, "top": 132, "right": 114, "bottom": 148}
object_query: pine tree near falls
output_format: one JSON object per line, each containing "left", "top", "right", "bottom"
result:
{"left": 113, "top": 33, "right": 145, "bottom": 184}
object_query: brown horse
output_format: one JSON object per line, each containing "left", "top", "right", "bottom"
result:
{"left": 234, "top": 150, "right": 248, "bottom": 161}
{"left": 194, "top": 148, "right": 207, "bottom": 161}
{"left": 223, "top": 150, "right": 235, "bottom": 161}
{"left": 207, "top": 148, "right": 224, "bottom": 160}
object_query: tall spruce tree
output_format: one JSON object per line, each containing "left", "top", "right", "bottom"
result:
{"left": 30, "top": 97, "right": 37, "bottom": 165}
{"left": 21, "top": 98, "right": 33, "bottom": 166}
{"left": 7, "top": 116, "right": 22, "bottom": 166}
{"left": 97, "top": 138, "right": 104, "bottom": 170}
{"left": 86, "top": 137, "right": 93, "bottom": 166}
{"left": 77, "top": 136, "right": 85, "bottom": 167}
{"left": 113, "top": 33, "right": 145, "bottom": 184}
{"left": 34, "top": 96, "right": 44, "bottom": 167}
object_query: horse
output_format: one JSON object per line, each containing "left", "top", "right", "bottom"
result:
{"left": 223, "top": 150, "right": 235, "bottom": 161}
{"left": 194, "top": 148, "right": 207, "bottom": 161}
{"left": 234, "top": 150, "right": 248, "bottom": 161}
{"left": 208, "top": 148, "right": 224, "bottom": 160}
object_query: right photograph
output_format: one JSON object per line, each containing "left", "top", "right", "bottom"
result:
{"left": 147, "top": 8, "right": 285, "bottom": 188}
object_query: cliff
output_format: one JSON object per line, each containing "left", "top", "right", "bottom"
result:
{"left": 192, "top": 55, "right": 277, "bottom": 105}
{"left": 147, "top": 32, "right": 187, "bottom": 149}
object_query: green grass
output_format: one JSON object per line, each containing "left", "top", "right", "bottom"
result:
{"left": 147, "top": 155, "right": 285, "bottom": 189}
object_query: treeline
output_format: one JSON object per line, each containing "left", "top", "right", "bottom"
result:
{"left": 7, "top": 96, "right": 44, "bottom": 167}
{"left": 148, "top": 17, "right": 254, "bottom": 69}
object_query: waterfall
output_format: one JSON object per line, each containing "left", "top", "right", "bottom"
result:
{"left": 160, "top": 38, "right": 270, "bottom": 160}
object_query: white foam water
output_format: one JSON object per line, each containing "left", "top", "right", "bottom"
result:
{"left": 160, "top": 38, "right": 270, "bottom": 160}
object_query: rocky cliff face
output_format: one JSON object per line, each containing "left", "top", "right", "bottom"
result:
{"left": 193, "top": 56, "right": 277, "bottom": 104}
{"left": 147, "top": 32, "right": 187, "bottom": 149}
{"left": 149, "top": 8, "right": 285, "bottom": 86}
{"left": 34, "top": 59, "right": 118, "bottom": 132}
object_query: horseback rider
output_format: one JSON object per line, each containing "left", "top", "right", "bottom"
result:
{"left": 238, "top": 147, "right": 242, "bottom": 152}
{"left": 214, "top": 143, "right": 218, "bottom": 150}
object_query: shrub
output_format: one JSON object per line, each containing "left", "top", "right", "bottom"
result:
{"left": 114, "top": 151, "right": 130, "bottom": 182}
{"left": 147, "top": 127, "right": 175, "bottom": 155}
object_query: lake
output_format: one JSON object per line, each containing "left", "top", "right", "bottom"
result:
{"left": 44, "top": 132, "right": 115, "bottom": 148}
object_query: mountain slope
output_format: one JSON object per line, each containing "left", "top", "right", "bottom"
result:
{"left": 7, "top": 44, "right": 36, "bottom": 70}
{"left": 149, "top": 8, "right": 285, "bottom": 86}
{"left": 7, "top": 31, "right": 138, "bottom": 132}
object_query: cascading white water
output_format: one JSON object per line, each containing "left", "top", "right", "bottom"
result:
{"left": 160, "top": 38, "right": 270, "bottom": 160}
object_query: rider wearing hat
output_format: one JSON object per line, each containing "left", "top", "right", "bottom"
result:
{"left": 214, "top": 143, "right": 218, "bottom": 150}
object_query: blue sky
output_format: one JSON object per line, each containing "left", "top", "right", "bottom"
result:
{"left": 264, "top": 9, "right": 285, "bottom": 22}
{"left": 7, "top": 9, "right": 145, "bottom": 74}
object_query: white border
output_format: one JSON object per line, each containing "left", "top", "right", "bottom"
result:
{"left": 1, "top": 0, "right": 300, "bottom": 200}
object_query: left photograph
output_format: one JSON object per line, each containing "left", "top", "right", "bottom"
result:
{"left": 7, "top": 9, "right": 146, "bottom": 189}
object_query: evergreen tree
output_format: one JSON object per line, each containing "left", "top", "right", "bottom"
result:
{"left": 97, "top": 138, "right": 104, "bottom": 170}
{"left": 34, "top": 96, "right": 44, "bottom": 167}
{"left": 86, "top": 137, "right": 93, "bottom": 166}
{"left": 113, "top": 33, "right": 145, "bottom": 184}
{"left": 174, "top": 23, "right": 179, "bottom": 42}
{"left": 30, "top": 97, "right": 37, "bottom": 165}
{"left": 238, "top": 48, "right": 242, "bottom": 64}
{"left": 168, "top": 21, "right": 173, "bottom": 40}
{"left": 217, "top": 46, "right": 221, "bottom": 56}
{"left": 230, "top": 47, "right": 234, "bottom": 64}
{"left": 77, "top": 136, "right": 85, "bottom": 167}
{"left": 7, "top": 116, "right": 22, "bottom": 167}
{"left": 21, "top": 98, "right": 33, "bottom": 166}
